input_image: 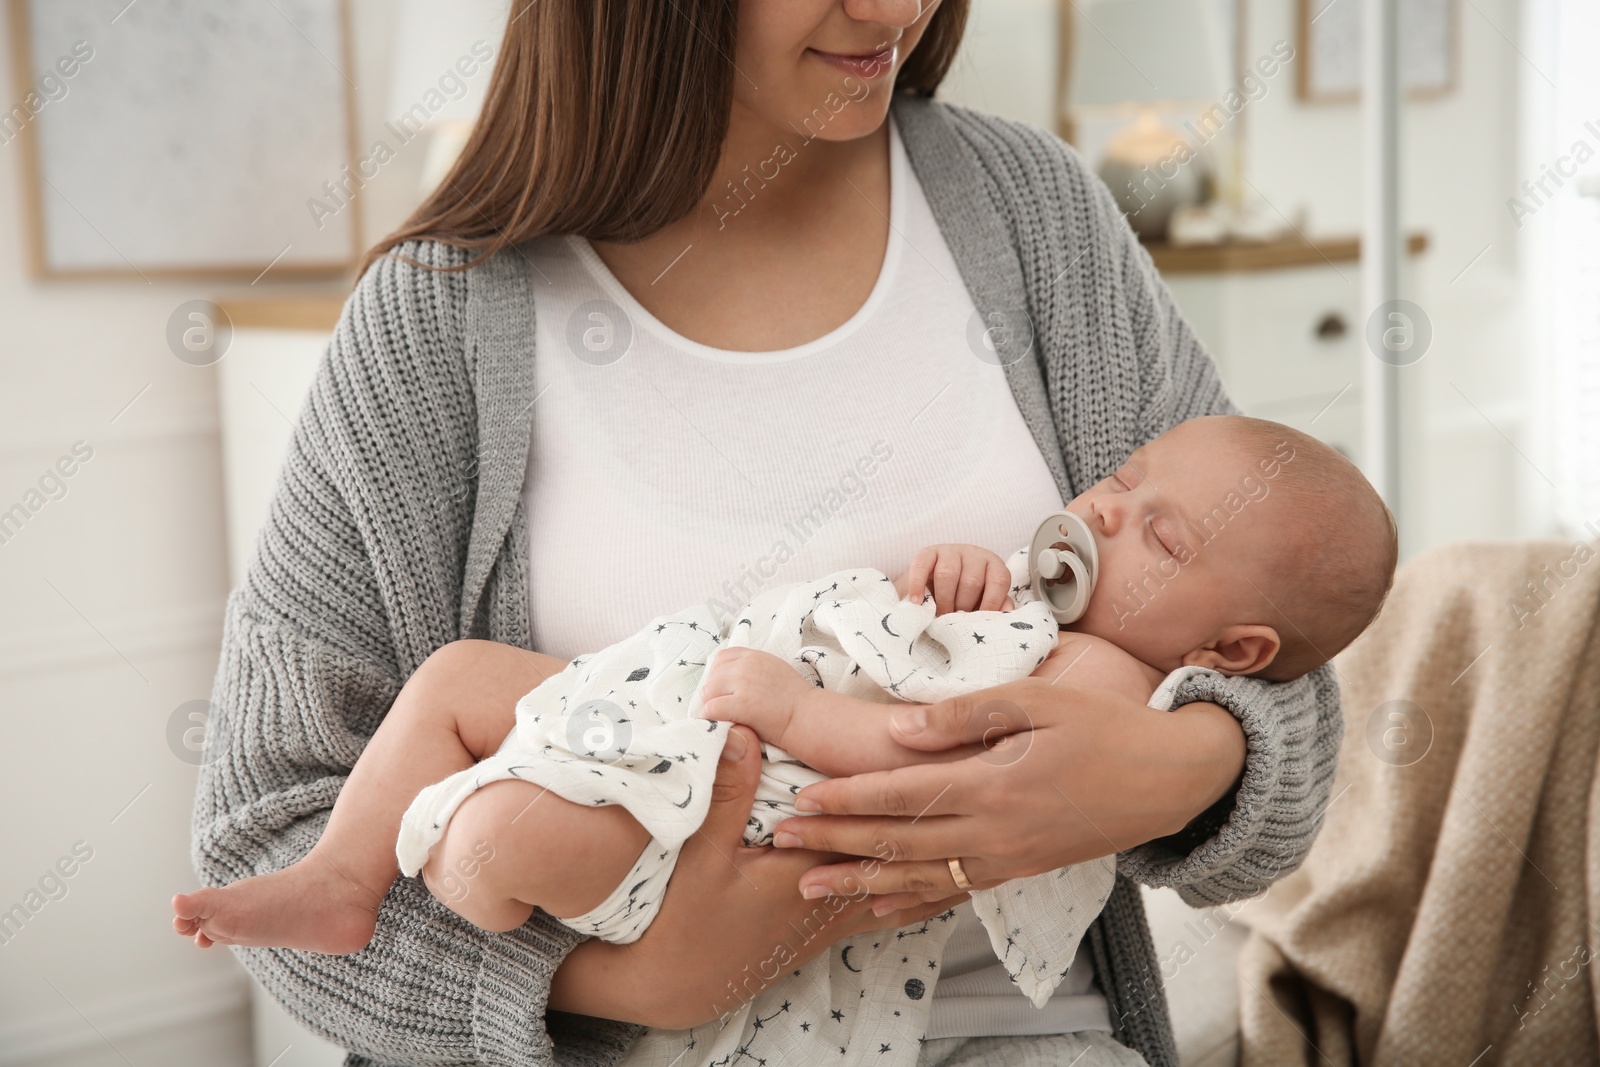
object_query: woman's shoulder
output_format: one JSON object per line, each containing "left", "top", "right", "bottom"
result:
{"left": 329, "top": 236, "right": 520, "bottom": 389}
{"left": 343, "top": 238, "right": 475, "bottom": 342}
{"left": 309, "top": 238, "right": 494, "bottom": 442}
{"left": 926, "top": 98, "right": 1086, "bottom": 164}
{"left": 902, "top": 97, "right": 1104, "bottom": 198}
{"left": 897, "top": 95, "right": 1129, "bottom": 254}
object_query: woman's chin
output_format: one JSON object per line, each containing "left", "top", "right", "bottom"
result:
{"left": 782, "top": 103, "right": 891, "bottom": 145}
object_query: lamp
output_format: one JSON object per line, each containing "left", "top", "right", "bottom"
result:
{"left": 1065, "top": 0, "right": 1230, "bottom": 239}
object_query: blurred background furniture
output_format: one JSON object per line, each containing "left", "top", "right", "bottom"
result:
{"left": 1157, "top": 232, "right": 1428, "bottom": 474}
{"left": 1236, "top": 539, "right": 1600, "bottom": 1063}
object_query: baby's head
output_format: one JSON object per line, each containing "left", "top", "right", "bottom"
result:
{"left": 1063, "top": 415, "right": 1397, "bottom": 681}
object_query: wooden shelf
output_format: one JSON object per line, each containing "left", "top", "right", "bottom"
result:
{"left": 1145, "top": 232, "right": 1429, "bottom": 274}
{"left": 217, "top": 296, "right": 347, "bottom": 332}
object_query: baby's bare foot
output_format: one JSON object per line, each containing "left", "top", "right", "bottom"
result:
{"left": 172, "top": 851, "right": 384, "bottom": 954}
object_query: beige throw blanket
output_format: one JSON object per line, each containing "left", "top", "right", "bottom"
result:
{"left": 1237, "top": 540, "right": 1600, "bottom": 1065}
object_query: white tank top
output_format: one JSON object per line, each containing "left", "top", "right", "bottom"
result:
{"left": 522, "top": 112, "right": 1110, "bottom": 1038}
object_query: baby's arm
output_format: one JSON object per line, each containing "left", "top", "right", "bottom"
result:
{"left": 703, "top": 530, "right": 1164, "bottom": 776}
{"left": 700, "top": 634, "right": 1171, "bottom": 778}
{"left": 1030, "top": 631, "right": 1168, "bottom": 706}
{"left": 699, "top": 544, "right": 1017, "bottom": 774}
{"left": 699, "top": 647, "right": 981, "bottom": 777}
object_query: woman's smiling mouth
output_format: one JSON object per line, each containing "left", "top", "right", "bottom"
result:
{"left": 806, "top": 44, "right": 897, "bottom": 79}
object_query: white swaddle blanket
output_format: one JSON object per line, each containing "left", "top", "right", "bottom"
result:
{"left": 397, "top": 549, "right": 1205, "bottom": 1067}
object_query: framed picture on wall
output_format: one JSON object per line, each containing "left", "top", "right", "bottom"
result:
{"left": 1297, "top": 0, "right": 1457, "bottom": 102}
{"left": 5, "top": 0, "right": 358, "bottom": 279}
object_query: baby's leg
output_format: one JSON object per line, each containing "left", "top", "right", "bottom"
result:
{"left": 173, "top": 640, "right": 566, "bottom": 952}
{"left": 422, "top": 778, "right": 652, "bottom": 932}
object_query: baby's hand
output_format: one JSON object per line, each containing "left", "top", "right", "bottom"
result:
{"left": 699, "top": 647, "right": 814, "bottom": 749}
{"left": 895, "top": 544, "right": 1016, "bottom": 616}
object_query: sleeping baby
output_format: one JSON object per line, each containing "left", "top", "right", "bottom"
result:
{"left": 173, "top": 414, "right": 1396, "bottom": 1067}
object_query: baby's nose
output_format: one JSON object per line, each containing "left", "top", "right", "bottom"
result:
{"left": 1089, "top": 498, "right": 1119, "bottom": 534}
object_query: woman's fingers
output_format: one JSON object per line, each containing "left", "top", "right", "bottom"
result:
{"left": 858, "top": 891, "right": 970, "bottom": 929}
{"left": 794, "top": 756, "right": 989, "bottom": 820}
{"left": 867, "top": 888, "right": 961, "bottom": 914}
{"left": 701, "top": 725, "right": 763, "bottom": 844}
{"left": 776, "top": 808, "right": 975, "bottom": 864}
{"left": 885, "top": 683, "right": 1039, "bottom": 752}
{"left": 799, "top": 856, "right": 997, "bottom": 903}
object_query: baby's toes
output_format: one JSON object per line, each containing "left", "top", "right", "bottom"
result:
{"left": 171, "top": 889, "right": 213, "bottom": 921}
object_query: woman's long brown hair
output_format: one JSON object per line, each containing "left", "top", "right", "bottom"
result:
{"left": 358, "top": 0, "right": 971, "bottom": 279}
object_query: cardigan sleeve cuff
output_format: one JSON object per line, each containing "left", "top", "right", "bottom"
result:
{"left": 1117, "top": 662, "right": 1340, "bottom": 906}
{"left": 472, "top": 910, "right": 643, "bottom": 1067}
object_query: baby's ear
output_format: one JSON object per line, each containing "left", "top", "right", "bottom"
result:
{"left": 1182, "top": 625, "right": 1280, "bottom": 676}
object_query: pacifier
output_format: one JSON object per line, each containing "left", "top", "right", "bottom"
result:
{"left": 1026, "top": 510, "right": 1099, "bottom": 624}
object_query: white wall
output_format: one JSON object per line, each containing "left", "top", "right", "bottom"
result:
{"left": 0, "top": 2, "right": 508, "bottom": 1064}
{"left": 0, "top": 3, "right": 249, "bottom": 1057}
{"left": 938, "top": 0, "right": 1059, "bottom": 132}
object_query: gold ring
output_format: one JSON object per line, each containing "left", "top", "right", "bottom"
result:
{"left": 947, "top": 857, "right": 974, "bottom": 891}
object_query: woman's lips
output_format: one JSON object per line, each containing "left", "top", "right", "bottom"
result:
{"left": 808, "top": 45, "right": 897, "bottom": 80}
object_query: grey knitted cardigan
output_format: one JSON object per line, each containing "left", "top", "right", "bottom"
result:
{"left": 192, "top": 94, "right": 1340, "bottom": 1067}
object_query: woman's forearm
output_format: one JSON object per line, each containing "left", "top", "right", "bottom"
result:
{"left": 1148, "top": 700, "right": 1248, "bottom": 835}
{"left": 549, "top": 939, "right": 656, "bottom": 1025}
{"left": 1026, "top": 691, "right": 1247, "bottom": 851}
{"left": 1120, "top": 664, "right": 1342, "bottom": 902}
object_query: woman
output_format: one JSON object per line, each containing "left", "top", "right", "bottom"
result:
{"left": 191, "top": 2, "right": 1339, "bottom": 1065}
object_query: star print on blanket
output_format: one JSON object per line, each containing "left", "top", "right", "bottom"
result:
{"left": 397, "top": 549, "right": 1199, "bottom": 1065}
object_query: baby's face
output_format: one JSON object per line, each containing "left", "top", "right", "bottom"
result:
{"left": 1061, "top": 422, "right": 1295, "bottom": 672}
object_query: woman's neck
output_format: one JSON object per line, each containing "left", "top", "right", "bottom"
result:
{"left": 711, "top": 99, "right": 888, "bottom": 207}
{"left": 599, "top": 104, "right": 891, "bottom": 258}
{"left": 583, "top": 102, "right": 893, "bottom": 352}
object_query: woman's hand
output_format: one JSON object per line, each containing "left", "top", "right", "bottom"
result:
{"left": 547, "top": 726, "right": 968, "bottom": 1031}
{"left": 767, "top": 678, "right": 1247, "bottom": 912}
{"left": 894, "top": 544, "right": 1016, "bottom": 614}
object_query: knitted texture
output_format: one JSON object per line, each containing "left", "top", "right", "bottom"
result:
{"left": 191, "top": 93, "right": 1340, "bottom": 1067}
